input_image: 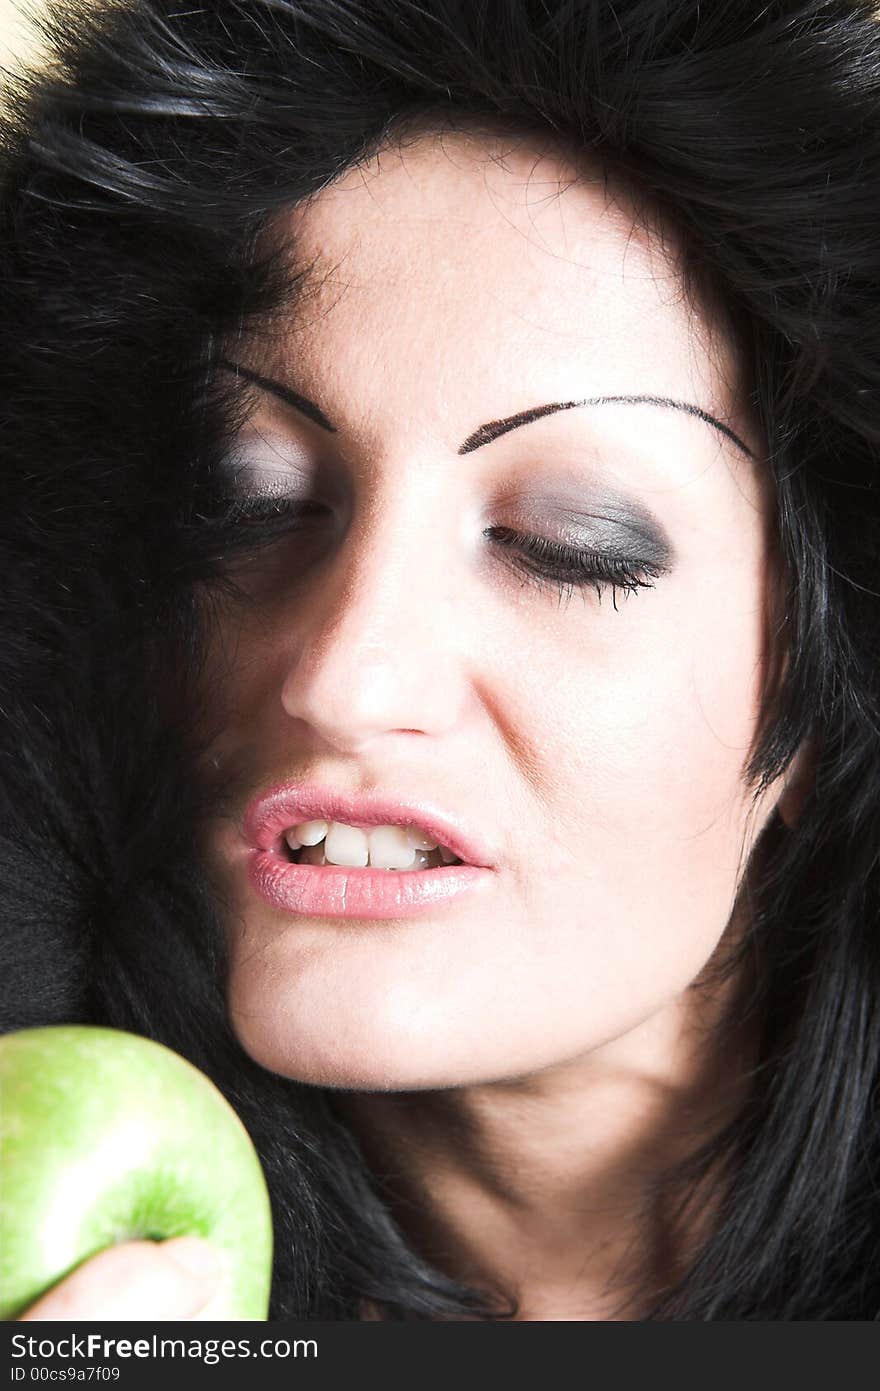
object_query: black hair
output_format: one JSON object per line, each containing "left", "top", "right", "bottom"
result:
{"left": 2, "top": 0, "right": 880, "bottom": 1319}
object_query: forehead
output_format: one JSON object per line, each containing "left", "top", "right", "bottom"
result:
{"left": 264, "top": 128, "right": 738, "bottom": 411}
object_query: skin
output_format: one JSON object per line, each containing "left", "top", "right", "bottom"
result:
{"left": 28, "top": 128, "right": 801, "bottom": 1321}
{"left": 18, "top": 1237, "right": 224, "bottom": 1320}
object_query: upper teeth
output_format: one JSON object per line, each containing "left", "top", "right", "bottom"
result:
{"left": 284, "top": 820, "right": 460, "bottom": 869}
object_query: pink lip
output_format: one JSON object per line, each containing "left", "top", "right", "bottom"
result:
{"left": 240, "top": 781, "right": 497, "bottom": 921}
{"left": 242, "top": 782, "right": 497, "bottom": 869}
{"left": 246, "top": 854, "right": 494, "bottom": 920}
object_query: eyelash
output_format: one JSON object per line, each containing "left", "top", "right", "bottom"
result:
{"left": 219, "top": 497, "right": 661, "bottom": 608}
{"left": 486, "top": 526, "right": 660, "bottom": 609}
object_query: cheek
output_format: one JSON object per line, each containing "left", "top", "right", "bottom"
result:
{"left": 526, "top": 562, "right": 769, "bottom": 903}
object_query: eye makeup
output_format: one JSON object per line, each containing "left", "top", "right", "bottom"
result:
{"left": 488, "top": 527, "right": 666, "bottom": 608}
{"left": 211, "top": 368, "right": 680, "bottom": 605}
{"left": 215, "top": 491, "right": 669, "bottom": 611}
{"left": 496, "top": 485, "right": 676, "bottom": 572}
{"left": 213, "top": 428, "right": 319, "bottom": 500}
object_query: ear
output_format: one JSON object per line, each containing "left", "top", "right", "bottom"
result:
{"left": 776, "top": 738, "right": 817, "bottom": 830}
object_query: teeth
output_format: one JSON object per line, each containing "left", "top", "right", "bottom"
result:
{"left": 325, "top": 822, "right": 370, "bottom": 868}
{"left": 296, "top": 842, "right": 440, "bottom": 870}
{"left": 404, "top": 828, "right": 439, "bottom": 851}
{"left": 288, "top": 819, "right": 328, "bottom": 847}
{"left": 283, "top": 819, "right": 462, "bottom": 868}
{"left": 365, "top": 826, "right": 416, "bottom": 870}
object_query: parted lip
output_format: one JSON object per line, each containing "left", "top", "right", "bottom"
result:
{"left": 242, "top": 782, "right": 497, "bottom": 868}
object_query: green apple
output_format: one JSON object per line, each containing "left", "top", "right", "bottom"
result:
{"left": 0, "top": 1025, "right": 273, "bottom": 1321}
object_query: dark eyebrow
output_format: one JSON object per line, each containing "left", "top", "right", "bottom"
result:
{"left": 217, "top": 360, "right": 754, "bottom": 462}
{"left": 217, "top": 358, "right": 337, "bottom": 434}
{"left": 459, "top": 397, "right": 755, "bottom": 460}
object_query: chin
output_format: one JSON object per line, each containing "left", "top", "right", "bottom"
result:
{"left": 232, "top": 1026, "right": 455, "bottom": 1090}
{"left": 226, "top": 997, "right": 606, "bottom": 1093}
{"left": 226, "top": 1000, "right": 515, "bottom": 1092}
{"left": 242, "top": 1054, "right": 434, "bottom": 1092}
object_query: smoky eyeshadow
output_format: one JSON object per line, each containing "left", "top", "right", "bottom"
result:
{"left": 213, "top": 434, "right": 677, "bottom": 570}
{"left": 213, "top": 432, "right": 317, "bottom": 499}
{"left": 503, "top": 488, "right": 676, "bottom": 570}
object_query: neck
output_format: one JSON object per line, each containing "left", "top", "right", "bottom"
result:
{"left": 336, "top": 958, "right": 756, "bottom": 1320}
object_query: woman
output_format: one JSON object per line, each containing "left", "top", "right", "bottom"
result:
{"left": 2, "top": 0, "right": 879, "bottom": 1320}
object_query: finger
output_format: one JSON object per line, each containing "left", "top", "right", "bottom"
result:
{"left": 18, "top": 1236, "right": 224, "bottom": 1322}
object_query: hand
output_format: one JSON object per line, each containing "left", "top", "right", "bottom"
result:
{"left": 17, "top": 1237, "right": 225, "bottom": 1321}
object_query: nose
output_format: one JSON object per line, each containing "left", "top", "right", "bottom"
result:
{"left": 279, "top": 489, "right": 465, "bottom": 755}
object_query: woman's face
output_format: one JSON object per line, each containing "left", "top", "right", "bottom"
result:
{"left": 199, "top": 129, "right": 785, "bottom": 1090}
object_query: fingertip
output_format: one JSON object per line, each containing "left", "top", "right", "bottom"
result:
{"left": 160, "top": 1236, "right": 224, "bottom": 1290}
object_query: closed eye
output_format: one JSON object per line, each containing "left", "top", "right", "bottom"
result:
{"left": 208, "top": 498, "right": 666, "bottom": 609}
{"left": 486, "top": 526, "right": 666, "bottom": 610}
